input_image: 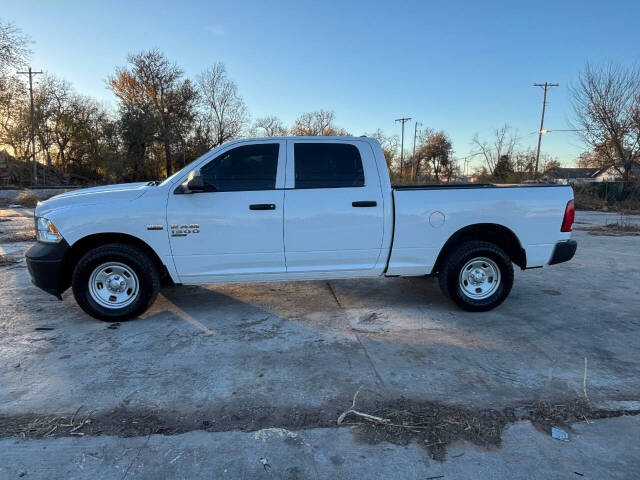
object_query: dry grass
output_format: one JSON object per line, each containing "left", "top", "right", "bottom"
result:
{"left": 14, "top": 190, "right": 40, "bottom": 208}
{"left": 577, "top": 221, "right": 640, "bottom": 236}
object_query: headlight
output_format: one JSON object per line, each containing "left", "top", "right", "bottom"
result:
{"left": 35, "top": 217, "right": 63, "bottom": 243}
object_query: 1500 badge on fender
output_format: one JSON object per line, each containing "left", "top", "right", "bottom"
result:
{"left": 170, "top": 224, "right": 200, "bottom": 237}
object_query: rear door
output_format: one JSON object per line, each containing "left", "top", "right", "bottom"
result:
{"left": 283, "top": 139, "right": 384, "bottom": 273}
{"left": 167, "top": 141, "right": 286, "bottom": 282}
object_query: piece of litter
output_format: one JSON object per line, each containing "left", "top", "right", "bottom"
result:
{"left": 35, "top": 326, "right": 55, "bottom": 331}
{"left": 551, "top": 426, "right": 569, "bottom": 441}
{"left": 260, "top": 457, "right": 271, "bottom": 471}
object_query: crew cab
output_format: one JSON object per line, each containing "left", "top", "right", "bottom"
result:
{"left": 26, "top": 136, "right": 577, "bottom": 321}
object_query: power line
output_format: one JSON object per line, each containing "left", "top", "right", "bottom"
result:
{"left": 395, "top": 117, "right": 411, "bottom": 175}
{"left": 533, "top": 82, "right": 559, "bottom": 179}
{"left": 17, "top": 67, "right": 43, "bottom": 186}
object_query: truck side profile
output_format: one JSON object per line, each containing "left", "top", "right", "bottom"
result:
{"left": 26, "top": 136, "right": 577, "bottom": 321}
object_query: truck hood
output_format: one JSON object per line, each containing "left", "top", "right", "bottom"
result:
{"left": 35, "top": 182, "right": 150, "bottom": 217}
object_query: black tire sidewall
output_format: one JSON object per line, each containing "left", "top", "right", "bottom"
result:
{"left": 72, "top": 244, "right": 159, "bottom": 321}
{"left": 444, "top": 242, "right": 514, "bottom": 312}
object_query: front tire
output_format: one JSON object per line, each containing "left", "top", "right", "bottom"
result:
{"left": 71, "top": 243, "right": 160, "bottom": 321}
{"left": 438, "top": 241, "right": 514, "bottom": 312}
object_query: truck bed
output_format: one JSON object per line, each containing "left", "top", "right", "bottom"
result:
{"left": 386, "top": 183, "right": 574, "bottom": 276}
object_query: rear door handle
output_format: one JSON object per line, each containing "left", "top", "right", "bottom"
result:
{"left": 352, "top": 201, "right": 377, "bottom": 207}
{"left": 249, "top": 203, "right": 276, "bottom": 210}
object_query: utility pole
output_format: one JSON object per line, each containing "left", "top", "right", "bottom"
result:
{"left": 412, "top": 121, "right": 422, "bottom": 158}
{"left": 17, "top": 67, "right": 43, "bottom": 186}
{"left": 533, "top": 82, "right": 558, "bottom": 180}
{"left": 395, "top": 117, "right": 411, "bottom": 176}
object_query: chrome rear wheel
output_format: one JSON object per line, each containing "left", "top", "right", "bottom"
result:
{"left": 458, "top": 257, "right": 501, "bottom": 300}
{"left": 438, "top": 241, "right": 514, "bottom": 312}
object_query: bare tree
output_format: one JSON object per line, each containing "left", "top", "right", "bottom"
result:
{"left": 0, "top": 20, "right": 32, "bottom": 164}
{"left": 512, "top": 149, "right": 535, "bottom": 175}
{"left": 251, "top": 115, "right": 288, "bottom": 136}
{"left": 0, "top": 75, "right": 30, "bottom": 158}
{"left": 290, "top": 110, "right": 350, "bottom": 136}
{"left": 576, "top": 150, "right": 609, "bottom": 169}
{"left": 472, "top": 124, "right": 517, "bottom": 174}
{"left": 570, "top": 63, "right": 640, "bottom": 181}
{"left": 197, "top": 62, "right": 249, "bottom": 147}
{"left": 367, "top": 128, "right": 399, "bottom": 169}
{"left": 0, "top": 19, "right": 32, "bottom": 74}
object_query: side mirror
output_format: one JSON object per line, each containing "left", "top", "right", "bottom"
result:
{"left": 186, "top": 174, "right": 206, "bottom": 192}
{"left": 177, "top": 170, "right": 211, "bottom": 194}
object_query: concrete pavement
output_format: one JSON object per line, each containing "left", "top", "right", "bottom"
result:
{"left": 1, "top": 209, "right": 639, "bottom": 477}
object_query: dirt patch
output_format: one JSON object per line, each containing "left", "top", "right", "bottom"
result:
{"left": 0, "top": 255, "right": 20, "bottom": 266}
{"left": 577, "top": 223, "right": 640, "bottom": 236}
{"left": 0, "top": 230, "right": 35, "bottom": 243}
{"left": 344, "top": 397, "right": 639, "bottom": 460}
{"left": 0, "top": 402, "right": 342, "bottom": 440}
{"left": 1, "top": 397, "right": 637, "bottom": 461}
{"left": 345, "top": 398, "right": 505, "bottom": 460}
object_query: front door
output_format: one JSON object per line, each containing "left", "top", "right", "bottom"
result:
{"left": 167, "top": 141, "right": 286, "bottom": 282}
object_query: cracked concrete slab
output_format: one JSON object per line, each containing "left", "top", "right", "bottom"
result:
{"left": 1, "top": 416, "right": 638, "bottom": 479}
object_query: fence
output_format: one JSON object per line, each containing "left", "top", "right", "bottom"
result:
{"left": 572, "top": 182, "right": 640, "bottom": 212}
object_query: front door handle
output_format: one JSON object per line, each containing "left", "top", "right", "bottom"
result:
{"left": 249, "top": 203, "right": 276, "bottom": 210}
{"left": 352, "top": 201, "right": 377, "bottom": 207}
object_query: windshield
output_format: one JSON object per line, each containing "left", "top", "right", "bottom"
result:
{"left": 158, "top": 168, "right": 187, "bottom": 187}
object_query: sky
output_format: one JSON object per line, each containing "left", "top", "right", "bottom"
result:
{"left": 3, "top": 0, "right": 640, "bottom": 168}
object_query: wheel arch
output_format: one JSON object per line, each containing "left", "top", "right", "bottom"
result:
{"left": 433, "top": 223, "right": 526, "bottom": 273}
{"left": 60, "top": 233, "right": 173, "bottom": 292}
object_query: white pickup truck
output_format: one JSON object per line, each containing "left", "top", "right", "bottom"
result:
{"left": 26, "top": 136, "right": 577, "bottom": 321}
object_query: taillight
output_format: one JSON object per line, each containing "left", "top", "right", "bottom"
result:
{"left": 561, "top": 200, "right": 574, "bottom": 232}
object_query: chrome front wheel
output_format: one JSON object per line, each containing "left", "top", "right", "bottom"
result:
{"left": 88, "top": 262, "right": 139, "bottom": 309}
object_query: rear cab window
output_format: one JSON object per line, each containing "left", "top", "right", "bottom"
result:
{"left": 294, "top": 143, "right": 364, "bottom": 189}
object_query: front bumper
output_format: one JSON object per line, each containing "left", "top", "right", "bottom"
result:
{"left": 25, "top": 240, "right": 71, "bottom": 299}
{"left": 549, "top": 239, "right": 577, "bottom": 265}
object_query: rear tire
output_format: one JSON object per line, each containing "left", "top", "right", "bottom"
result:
{"left": 438, "top": 241, "right": 514, "bottom": 312}
{"left": 71, "top": 243, "right": 160, "bottom": 322}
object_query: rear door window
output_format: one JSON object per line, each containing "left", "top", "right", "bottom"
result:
{"left": 294, "top": 143, "right": 364, "bottom": 189}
